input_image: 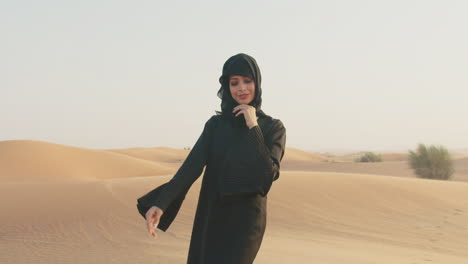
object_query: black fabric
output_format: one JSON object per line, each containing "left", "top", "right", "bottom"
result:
{"left": 136, "top": 182, "right": 185, "bottom": 232}
{"left": 135, "top": 53, "right": 287, "bottom": 264}
{"left": 216, "top": 53, "right": 266, "bottom": 128}
{"left": 135, "top": 115, "right": 286, "bottom": 264}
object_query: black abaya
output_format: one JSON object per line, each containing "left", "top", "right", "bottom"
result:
{"left": 136, "top": 112, "right": 286, "bottom": 264}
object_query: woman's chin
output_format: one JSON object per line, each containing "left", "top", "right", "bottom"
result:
{"left": 236, "top": 99, "right": 252, "bottom": 104}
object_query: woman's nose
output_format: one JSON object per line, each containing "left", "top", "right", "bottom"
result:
{"left": 239, "top": 83, "right": 248, "bottom": 91}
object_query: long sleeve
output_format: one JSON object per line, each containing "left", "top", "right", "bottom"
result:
{"left": 136, "top": 116, "right": 215, "bottom": 230}
{"left": 151, "top": 116, "right": 215, "bottom": 212}
{"left": 244, "top": 119, "right": 286, "bottom": 195}
{"left": 136, "top": 182, "right": 182, "bottom": 231}
{"left": 220, "top": 119, "right": 286, "bottom": 197}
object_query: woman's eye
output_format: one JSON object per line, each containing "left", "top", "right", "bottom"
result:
{"left": 230, "top": 82, "right": 239, "bottom": 86}
{"left": 244, "top": 79, "right": 253, "bottom": 83}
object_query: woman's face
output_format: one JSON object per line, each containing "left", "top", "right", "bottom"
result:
{"left": 229, "top": 75, "right": 255, "bottom": 105}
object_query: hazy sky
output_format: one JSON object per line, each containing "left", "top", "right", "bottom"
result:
{"left": 2, "top": 0, "right": 467, "bottom": 153}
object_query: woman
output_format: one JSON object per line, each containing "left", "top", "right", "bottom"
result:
{"left": 136, "top": 53, "right": 287, "bottom": 264}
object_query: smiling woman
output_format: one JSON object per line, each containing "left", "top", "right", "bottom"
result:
{"left": 136, "top": 53, "right": 287, "bottom": 264}
{"left": 229, "top": 75, "right": 255, "bottom": 104}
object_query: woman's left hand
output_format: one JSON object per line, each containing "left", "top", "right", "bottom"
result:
{"left": 233, "top": 104, "right": 258, "bottom": 129}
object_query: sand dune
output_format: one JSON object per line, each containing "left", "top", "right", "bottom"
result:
{"left": 1, "top": 171, "right": 468, "bottom": 263}
{"left": 108, "top": 146, "right": 332, "bottom": 164}
{"left": 106, "top": 146, "right": 189, "bottom": 164}
{"left": 0, "top": 140, "right": 326, "bottom": 182}
{"left": 0, "top": 140, "right": 173, "bottom": 182}
{"left": 2, "top": 140, "right": 468, "bottom": 263}
{"left": 336, "top": 151, "right": 468, "bottom": 162}
{"left": 281, "top": 147, "right": 331, "bottom": 162}
{"left": 283, "top": 157, "right": 468, "bottom": 182}
{"left": 333, "top": 151, "right": 408, "bottom": 162}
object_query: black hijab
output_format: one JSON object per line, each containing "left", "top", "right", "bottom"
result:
{"left": 215, "top": 53, "right": 267, "bottom": 128}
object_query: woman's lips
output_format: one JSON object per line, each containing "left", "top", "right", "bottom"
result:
{"left": 239, "top": 94, "right": 248, "bottom": 99}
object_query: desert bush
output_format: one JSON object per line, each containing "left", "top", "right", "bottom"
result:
{"left": 408, "top": 143, "right": 454, "bottom": 180}
{"left": 354, "top": 152, "right": 382, "bottom": 162}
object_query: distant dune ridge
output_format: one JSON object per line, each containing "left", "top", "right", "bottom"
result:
{"left": 106, "top": 146, "right": 189, "bottom": 163}
{"left": 0, "top": 140, "right": 173, "bottom": 182}
{"left": 1, "top": 139, "right": 468, "bottom": 263}
{"left": 281, "top": 147, "right": 331, "bottom": 162}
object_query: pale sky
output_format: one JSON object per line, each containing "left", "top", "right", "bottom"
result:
{"left": 2, "top": 0, "right": 467, "bottom": 153}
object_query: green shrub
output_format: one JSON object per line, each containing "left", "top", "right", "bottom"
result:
{"left": 408, "top": 143, "right": 455, "bottom": 180}
{"left": 354, "top": 152, "right": 382, "bottom": 162}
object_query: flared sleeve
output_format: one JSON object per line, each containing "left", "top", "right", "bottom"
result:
{"left": 220, "top": 119, "right": 286, "bottom": 198}
{"left": 136, "top": 115, "right": 216, "bottom": 231}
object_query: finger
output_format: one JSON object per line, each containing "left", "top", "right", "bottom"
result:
{"left": 147, "top": 211, "right": 156, "bottom": 233}
{"left": 150, "top": 224, "right": 158, "bottom": 238}
{"left": 147, "top": 221, "right": 154, "bottom": 236}
{"left": 151, "top": 214, "right": 160, "bottom": 238}
{"left": 153, "top": 214, "right": 161, "bottom": 231}
{"left": 235, "top": 109, "right": 244, "bottom": 117}
{"left": 232, "top": 105, "right": 247, "bottom": 113}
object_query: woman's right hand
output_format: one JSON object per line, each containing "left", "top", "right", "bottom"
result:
{"left": 146, "top": 206, "right": 164, "bottom": 238}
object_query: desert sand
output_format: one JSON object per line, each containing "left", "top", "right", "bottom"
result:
{"left": 1, "top": 140, "right": 468, "bottom": 263}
